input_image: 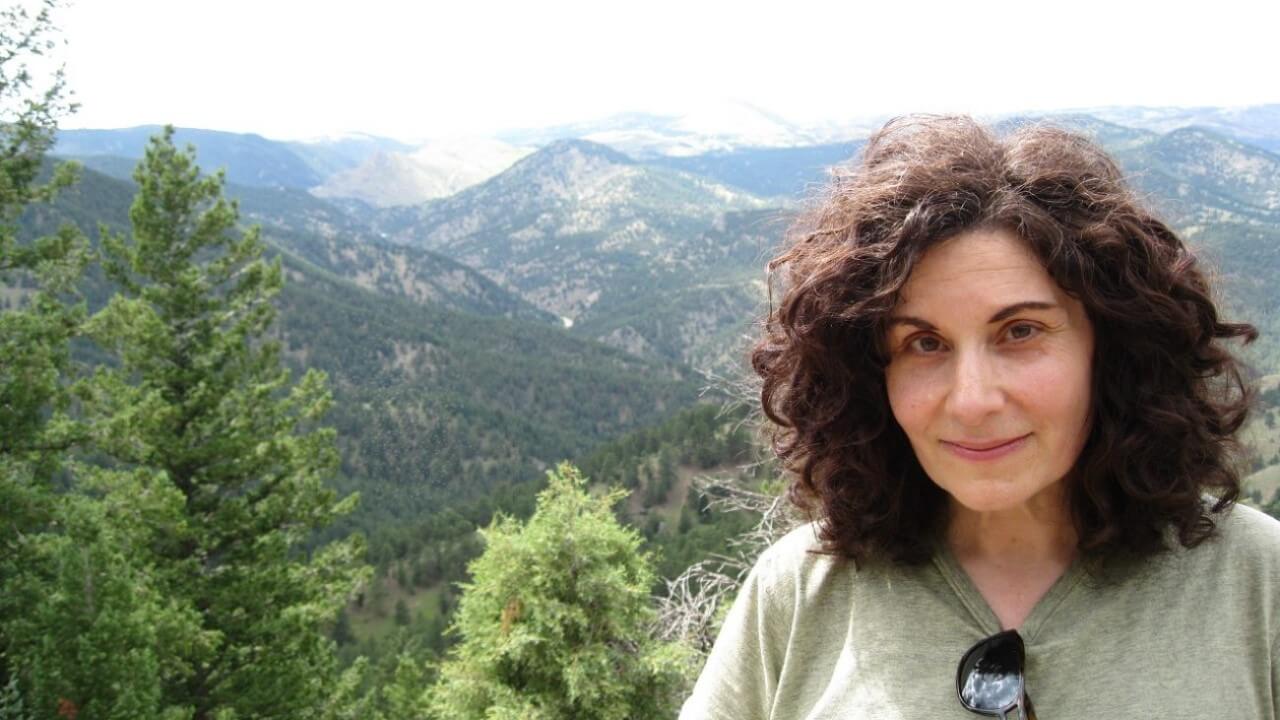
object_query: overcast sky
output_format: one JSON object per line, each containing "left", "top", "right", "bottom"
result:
{"left": 55, "top": 0, "right": 1279, "bottom": 143}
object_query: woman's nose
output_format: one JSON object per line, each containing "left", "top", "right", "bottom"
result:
{"left": 944, "top": 348, "right": 1005, "bottom": 426}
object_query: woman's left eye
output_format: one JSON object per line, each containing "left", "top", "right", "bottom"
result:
{"left": 1006, "top": 323, "right": 1040, "bottom": 341}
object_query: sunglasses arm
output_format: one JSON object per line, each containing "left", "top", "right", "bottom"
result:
{"left": 1019, "top": 693, "right": 1037, "bottom": 720}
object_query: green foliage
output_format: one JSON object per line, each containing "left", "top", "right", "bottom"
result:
{"left": 313, "top": 651, "right": 435, "bottom": 720}
{"left": 339, "top": 401, "right": 767, "bottom": 668}
{"left": 333, "top": 608, "right": 356, "bottom": 646}
{"left": 425, "top": 463, "right": 691, "bottom": 719}
{"left": 0, "top": 0, "right": 86, "bottom": 512}
{"left": 77, "top": 127, "right": 369, "bottom": 718}
{"left": 383, "top": 654, "right": 433, "bottom": 719}
{"left": 4, "top": 469, "right": 199, "bottom": 719}
{"left": 274, "top": 260, "right": 700, "bottom": 532}
{"left": 0, "top": 674, "right": 30, "bottom": 720}
{"left": 576, "top": 402, "right": 753, "bottom": 497}
{"left": 0, "top": 0, "right": 94, "bottom": 712}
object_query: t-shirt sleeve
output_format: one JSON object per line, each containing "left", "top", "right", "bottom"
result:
{"left": 677, "top": 546, "right": 794, "bottom": 720}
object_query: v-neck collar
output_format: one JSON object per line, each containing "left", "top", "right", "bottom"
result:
{"left": 931, "top": 536, "right": 1086, "bottom": 643}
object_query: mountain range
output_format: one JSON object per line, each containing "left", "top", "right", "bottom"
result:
{"left": 26, "top": 104, "right": 1280, "bottom": 528}
{"left": 56, "top": 102, "right": 1280, "bottom": 203}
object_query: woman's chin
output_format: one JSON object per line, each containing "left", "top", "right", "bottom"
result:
{"left": 949, "top": 492, "right": 1027, "bottom": 516}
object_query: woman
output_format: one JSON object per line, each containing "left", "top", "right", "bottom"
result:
{"left": 679, "top": 114, "right": 1280, "bottom": 718}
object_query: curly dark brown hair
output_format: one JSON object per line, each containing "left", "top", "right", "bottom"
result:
{"left": 751, "top": 114, "right": 1258, "bottom": 565}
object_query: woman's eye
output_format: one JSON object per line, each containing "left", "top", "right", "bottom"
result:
{"left": 1007, "top": 323, "right": 1039, "bottom": 341}
{"left": 908, "top": 335, "right": 944, "bottom": 353}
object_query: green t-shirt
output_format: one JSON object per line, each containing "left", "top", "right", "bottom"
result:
{"left": 679, "top": 503, "right": 1280, "bottom": 719}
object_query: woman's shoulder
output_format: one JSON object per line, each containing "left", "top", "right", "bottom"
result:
{"left": 749, "top": 519, "right": 862, "bottom": 597}
{"left": 1144, "top": 501, "right": 1280, "bottom": 591}
{"left": 1156, "top": 502, "right": 1280, "bottom": 643}
{"left": 757, "top": 519, "right": 830, "bottom": 570}
{"left": 1208, "top": 501, "right": 1280, "bottom": 564}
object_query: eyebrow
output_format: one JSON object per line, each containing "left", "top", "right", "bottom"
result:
{"left": 886, "top": 301, "right": 1061, "bottom": 332}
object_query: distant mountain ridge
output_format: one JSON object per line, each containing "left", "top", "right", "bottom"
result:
{"left": 286, "top": 132, "right": 416, "bottom": 176}
{"left": 494, "top": 100, "right": 883, "bottom": 158}
{"left": 58, "top": 103, "right": 1280, "bottom": 208}
{"left": 311, "top": 138, "right": 532, "bottom": 207}
{"left": 55, "top": 126, "right": 325, "bottom": 189}
{"left": 646, "top": 141, "right": 863, "bottom": 199}
{"left": 55, "top": 126, "right": 535, "bottom": 209}
{"left": 1070, "top": 103, "right": 1280, "bottom": 155}
{"left": 373, "top": 138, "right": 774, "bottom": 329}
{"left": 27, "top": 160, "right": 556, "bottom": 325}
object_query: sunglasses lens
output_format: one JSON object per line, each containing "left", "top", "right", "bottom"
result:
{"left": 958, "top": 631, "right": 1024, "bottom": 712}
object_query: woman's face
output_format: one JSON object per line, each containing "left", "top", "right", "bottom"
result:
{"left": 883, "top": 227, "right": 1095, "bottom": 516}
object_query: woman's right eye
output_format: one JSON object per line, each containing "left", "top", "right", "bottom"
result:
{"left": 907, "top": 335, "right": 944, "bottom": 354}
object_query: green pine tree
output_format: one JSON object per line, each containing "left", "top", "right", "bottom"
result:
{"left": 4, "top": 468, "right": 199, "bottom": 720}
{"left": 0, "top": 0, "right": 84, "bottom": 476}
{"left": 0, "top": 0, "right": 85, "bottom": 579}
{"left": 425, "top": 462, "right": 691, "bottom": 719}
{"left": 84, "top": 126, "right": 369, "bottom": 719}
{"left": 0, "top": 1, "right": 116, "bottom": 715}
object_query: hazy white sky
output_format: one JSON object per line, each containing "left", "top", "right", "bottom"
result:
{"left": 55, "top": 0, "right": 1279, "bottom": 142}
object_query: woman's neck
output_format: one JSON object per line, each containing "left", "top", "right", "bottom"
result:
{"left": 945, "top": 485, "right": 1078, "bottom": 569}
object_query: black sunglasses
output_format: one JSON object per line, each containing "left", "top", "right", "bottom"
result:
{"left": 956, "top": 629, "right": 1038, "bottom": 720}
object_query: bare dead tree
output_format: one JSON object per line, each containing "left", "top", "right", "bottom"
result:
{"left": 657, "top": 318, "right": 809, "bottom": 677}
{"left": 653, "top": 470, "right": 805, "bottom": 659}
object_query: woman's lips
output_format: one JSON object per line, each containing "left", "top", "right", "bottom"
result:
{"left": 941, "top": 434, "right": 1030, "bottom": 461}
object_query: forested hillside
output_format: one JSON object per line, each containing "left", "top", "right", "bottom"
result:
{"left": 13, "top": 163, "right": 704, "bottom": 540}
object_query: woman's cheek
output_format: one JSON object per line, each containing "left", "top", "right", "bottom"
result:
{"left": 1005, "top": 345, "right": 1090, "bottom": 417}
{"left": 886, "top": 360, "right": 944, "bottom": 429}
